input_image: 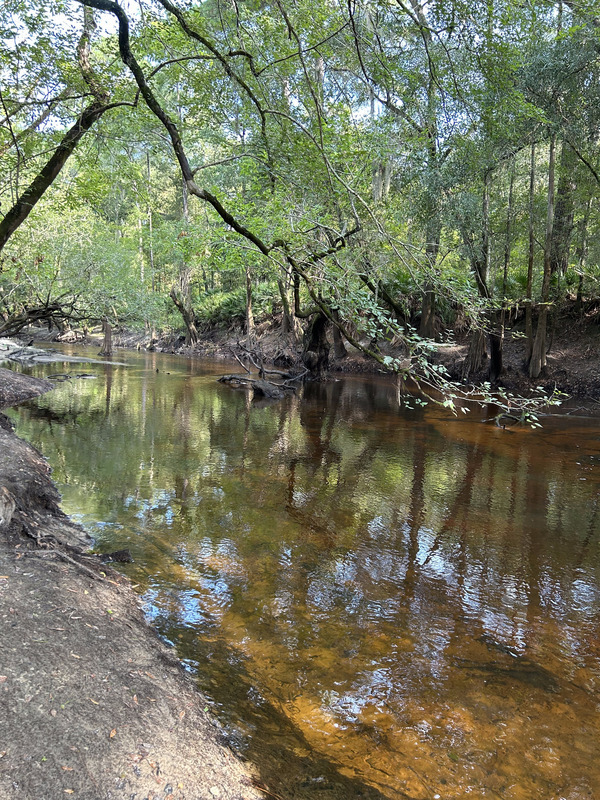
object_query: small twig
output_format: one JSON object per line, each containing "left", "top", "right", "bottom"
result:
{"left": 239, "top": 345, "right": 263, "bottom": 374}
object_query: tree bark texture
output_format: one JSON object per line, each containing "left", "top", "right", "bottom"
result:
{"left": 331, "top": 309, "right": 347, "bottom": 359}
{"left": 245, "top": 262, "right": 254, "bottom": 342}
{"left": 462, "top": 328, "right": 486, "bottom": 379}
{"left": 302, "top": 313, "right": 330, "bottom": 375}
{"left": 419, "top": 214, "right": 441, "bottom": 339}
{"left": 277, "top": 278, "right": 293, "bottom": 335}
{"left": 98, "top": 318, "right": 113, "bottom": 356}
{"left": 488, "top": 311, "right": 504, "bottom": 385}
{"left": 550, "top": 141, "right": 576, "bottom": 276}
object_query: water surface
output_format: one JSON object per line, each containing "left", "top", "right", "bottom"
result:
{"left": 8, "top": 347, "right": 600, "bottom": 799}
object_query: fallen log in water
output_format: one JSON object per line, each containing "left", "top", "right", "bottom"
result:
{"left": 218, "top": 373, "right": 291, "bottom": 398}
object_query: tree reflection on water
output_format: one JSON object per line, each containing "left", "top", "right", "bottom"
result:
{"left": 10, "top": 349, "right": 600, "bottom": 799}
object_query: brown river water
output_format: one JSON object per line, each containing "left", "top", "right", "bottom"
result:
{"left": 7, "top": 347, "right": 600, "bottom": 800}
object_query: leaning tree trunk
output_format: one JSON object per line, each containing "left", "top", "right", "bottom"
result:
{"left": 302, "top": 313, "right": 330, "bottom": 376}
{"left": 0, "top": 7, "right": 110, "bottom": 254}
{"left": 0, "top": 102, "right": 108, "bottom": 254}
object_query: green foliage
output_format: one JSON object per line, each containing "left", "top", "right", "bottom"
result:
{"left": 195, "top": 282, "right": 279, "bottom": 326}
{"left": 1, "top": 0, "right": 599, "bottom": 414}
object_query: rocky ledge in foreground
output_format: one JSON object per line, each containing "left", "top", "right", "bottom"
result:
{"left": 0, "top": 369, "right": 262, "bottom": 800}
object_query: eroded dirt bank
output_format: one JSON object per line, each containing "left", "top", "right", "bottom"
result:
{"left": 0, "top": 368, "right": 262, "bottom": 800}
{"left": 110, "top": 305, "right": 600, "bottom": 401}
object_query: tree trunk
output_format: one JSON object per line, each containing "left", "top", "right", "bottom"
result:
{"left": 526, "top": 143, "right": 536, "bottom": 363}
{"left": 463, "top": 173, "right": 492, "bottom": 381}
{"left": 502, "top": 161, "right": 515, "bottom": 297}
{"left": 0, "top": 101, "right": 107, "bottom": 254}
{"left": 419, "top": 287, "right": 436, "bottom": 340}
{"left": 473, "top": 171, "right": 491, "bottom": 299}
{"left": 489, "top": 310, "right": 504, "bottom": 385}
{"left": 170, "top": 272, "right": 199, "bottom": 345}
{"left": 0, "top": 5, "right": 111, "bottom": 254}
{"left": 372, "top": 161, "right": 383, "bottom": 203}
{"left": 331, "top": 309, "right": 347, "bottom": 359}
{"left": 529, "top": 306, "right": 548, "bottom": 378}
{"left": 245, "top": 262, "right": 254, "bottom": 343}
{"left": 462, "top": 328, "right": 486, "bottom": 379}
{"left": 494, "top": 163, "right": 514, "bottom": 386}
{"left": 302, "top": 313, "right": 330, "bottom": 375}
{"left": 99, "top": 318, "right": 113, "bottom": 356}
{"left": 277, "top": 278, "right": 293, "bottom": 335}
{"left": 550, "top": 141, "right": 576, "bottom": 276}
{"left": 419, "top": 210, "right": 441, "bottom": 339}
{"left": 575, "top": 198, "right": 591, "bottom": 313}
{"left": 530, "top": 134, "right": 556, "bottom": 379}
{"left": 372, "top": 161, "right": 392, "bottom": 203}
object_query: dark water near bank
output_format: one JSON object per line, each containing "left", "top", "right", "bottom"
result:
{"left": 7, "top": 347, "right": 600, "bottom": 799}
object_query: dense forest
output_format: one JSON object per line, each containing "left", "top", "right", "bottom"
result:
{"left": 2, "top": 0, "right": 600, "bottom": 388}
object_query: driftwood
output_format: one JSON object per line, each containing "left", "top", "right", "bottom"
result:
{"left": 218, "top": 374, "right": 288, "bottom": 398}
{"left": 234, "top": 342, "right": 298, "bottom": 379}
{"left": 220, "top": 345, "right": 308, "bottom": 399}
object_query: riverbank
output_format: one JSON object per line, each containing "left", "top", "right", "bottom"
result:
{"left": 16, "top": 298, "right": 600, "bottom": 402}
{"left": 110, "top": 302, "right": 600, "bottom": 401}
{"left": 0, "top": 369, "right": 263, "bottom": 799}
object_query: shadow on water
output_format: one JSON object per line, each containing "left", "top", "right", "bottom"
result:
{"left": 165, "top": 629, "right": 404, "bottom": 800}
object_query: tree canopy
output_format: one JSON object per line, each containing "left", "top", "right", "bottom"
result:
{"left": 2, "top": 0, "right": 600, "bottom": 390}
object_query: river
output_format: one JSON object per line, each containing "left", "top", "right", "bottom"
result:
{"left": 7, "top": 346, "right": 600, "bottom": 799}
